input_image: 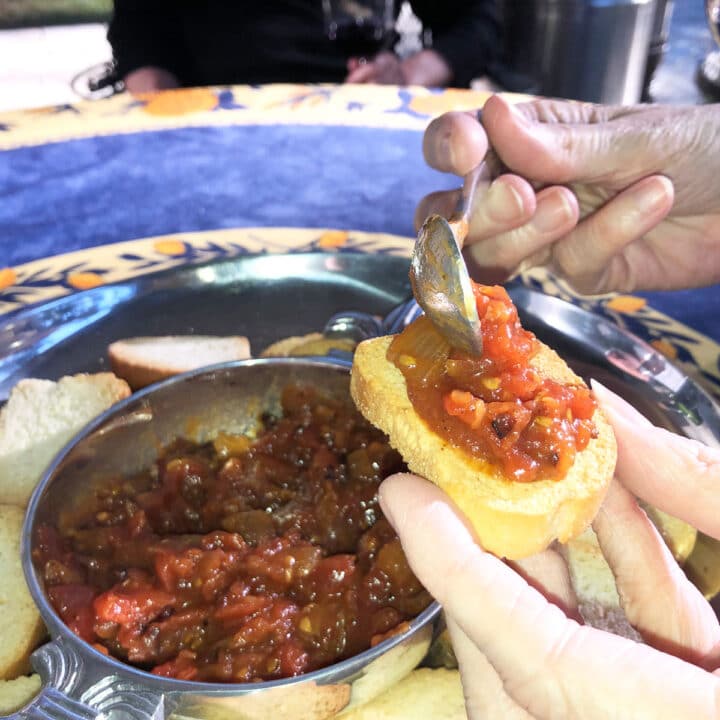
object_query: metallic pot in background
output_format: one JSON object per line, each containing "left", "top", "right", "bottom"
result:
{"left": 494, "top": 0, "right": 657, "bottom": 105}
{"left": 643, "top": 0, "right": 675, "bottom": 99}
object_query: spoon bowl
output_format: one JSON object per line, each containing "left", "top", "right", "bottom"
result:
{"left": 410, "top": 214, "right": 482, "bottom": 355}
{"left": 410, "top": 163, "right": 487, "bottom": 355}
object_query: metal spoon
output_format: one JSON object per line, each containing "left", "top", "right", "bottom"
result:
{"left": 410, "top": 162, "right": 487, "bottom": 355}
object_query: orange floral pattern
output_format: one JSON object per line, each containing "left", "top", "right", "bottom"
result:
{"left": 141, "top": 88, "right": 219, "bottom": 117}
{"left": 605, "top": 296, "right": 647, "bottom": 313}
{"left": 67, "top": 272, "right": 105, "bottom": 290}
{"left": 0, "top": 268, "right": 17, "bottom": 291}
{"left": 318, "top": 230, "right": 349, "bottom": 248}
{"left": 153, "top": 239, "right": 187, "bottom": 256}
{"left": 1, "top": 229, "right": 718, "bottom": 402}
{"left": 651, "top": 339, "right": 678, "bottom": 360}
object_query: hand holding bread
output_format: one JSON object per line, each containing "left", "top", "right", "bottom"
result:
{"left": 375, "top": 383, "right": 720, "bottom": 719}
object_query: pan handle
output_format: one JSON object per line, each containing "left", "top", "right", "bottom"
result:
{"left": 323, "top": 297, "right": 422, "bottom": 343}
{"left": 4, "top": 639, "right": 98, "bottom": 720}
{"left": 5, "top": 639, "right": 169, "bottom": 720}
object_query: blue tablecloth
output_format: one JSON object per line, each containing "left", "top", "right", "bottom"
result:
{"left": 1, "top": 84, "right": 718, "bottom": 392}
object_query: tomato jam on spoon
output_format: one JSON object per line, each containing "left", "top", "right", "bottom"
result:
{"left": 388, "top": 283, "right": 597, "bottom": 482}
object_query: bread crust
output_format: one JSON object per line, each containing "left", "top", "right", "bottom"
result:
{"left": 0, "top": 373, "right": 130, "bottom": 507}
{"left": 351, "top": 336, "right": 617, "bottom": 560}
{"left": 0, "top": 506, "right": 46, "bottom": 680}
{"left": 0, "top": 675, "right": 41, "bottom": 714}
{"left": 108, "top": 336, "right": 251, "bottom": 390}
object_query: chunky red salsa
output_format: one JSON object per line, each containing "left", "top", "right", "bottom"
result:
{"left": 388, "top": 283, "right": 597, "bottom": 482}
{"left": 36, "top": 385, "right": 431, "bottom": 683}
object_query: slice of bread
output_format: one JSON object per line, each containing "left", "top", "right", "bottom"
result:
{"left": 561, "top": 529, "right": 641, "bottom": 640}
{"left": 0, "top": 505, "right": 46, "bottom": 679}
{"left": 108, "top": 335, "right": 251, "bottom": 390}
{"left": 351, "top": 336, "right": 617, "bottom": 560}
{"left": 260, "top": 332, "right": 356, "bottom": 358}
{"left": 342, "top": 668, "right": 465, "bottom": 720}
{"left": 640, "top": 503, "right": 697, "bottom": 564}
{"left": 0, "top": 675, "right": 41, "bottom": 714}
{"left": 0, "top": 373, "right": 131, "bottom": 507}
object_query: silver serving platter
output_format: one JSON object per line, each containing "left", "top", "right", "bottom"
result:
{"left": 2, "top": 252, "right": 719, "bottom": 451}
{"left": 2, "top": 250, "right": 720, "bottom": 629}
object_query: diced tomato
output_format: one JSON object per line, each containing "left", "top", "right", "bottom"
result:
{"left": 48, "top": 585, "right": 97, "bottom": 642}
{"left": 393, "top": 281, "right": 598, "bottom": 484}
{"left": 93, "top": 586, "right": 174, "bottom": 626}
{"left": 215, "top": 594, "right": 272, "bottom": 622}
{"left": 277, "top": 640, "right": 309, "bottom": 677}
{"left": 443, "top": 390, "right": 486, "bottom": 429}
{"left": 152, "top": 649, "right": 199, "bottom": 681}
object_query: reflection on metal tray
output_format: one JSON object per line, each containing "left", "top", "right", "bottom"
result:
{"left": 2, "top": 250, "right": 719, "bottom": 446}
{"left": 2, "top": 251, "right": 720, "bottom": 603}
{"left": 0, "top": 253, "right": 412, "bottom": 397}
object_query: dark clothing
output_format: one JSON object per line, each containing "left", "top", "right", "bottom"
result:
{"left": 108, "top": 1, "right": 500, "bottom": 89}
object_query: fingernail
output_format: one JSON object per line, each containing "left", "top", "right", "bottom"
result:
{"left": 531, "top": 193, "right": 574, "bottom": 233}
{"left": 591, "top": 380, "right": 653, "bottom": 427}
{"left": 378, "top": 479, "right": 398, "bottom": 530}
{"left": 633, "top": 177, "right": 672, "bottom": 214}
{"left": 486, "top": 180, "right": 525, "bottom": 222}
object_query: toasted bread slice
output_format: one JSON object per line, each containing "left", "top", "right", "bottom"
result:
{"left": 561, "top": 528, "right": 640, "bottom": 639}
{"left": 260, "top": 332, "right": 356, "bottom": 358}
{"left": 641, "top": 503, "right": 697, "bottom": 564}
{"left": 351, "top": 336, "right": 617, "bottom": 560}
{"left": 0, "top": 373, "right": 130, "bottom": 507}
{"left": 0, "top": 675, "right": 41, "bottom": 714}
{"left": 0, "top": 505, "right": 45, "bottom": 679}
{"left": 342, "top": 668, "right": 465, "bottom": 720}
{"left": 108, "top": 335, "right": 251, "bottom": 390}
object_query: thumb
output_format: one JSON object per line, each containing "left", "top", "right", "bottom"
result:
{"left": 482, "top": 94, "right": 632, "bottom": 185}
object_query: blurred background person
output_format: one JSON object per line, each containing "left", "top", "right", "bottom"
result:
{"left": 107, "top": 0, "right": 500, "bottom": 94}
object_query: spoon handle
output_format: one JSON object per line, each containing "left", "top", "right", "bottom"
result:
{"left": 448, "top": 161, "right": 489, "bottom": 248}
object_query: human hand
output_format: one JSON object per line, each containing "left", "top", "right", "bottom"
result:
{"left": 379, "top": 383, "right": 720, "bottom": 719}
{"left": 346, "top": 49, "right": 453, "bottom": 87}
{"left": 419, "top": 96, "right": 720, "bottom": 293}
{"left": 345, "top": 52, "right": 406, "bottom": 84}
{"left": 123, "top": 66, "right": 179, "bottom": 94}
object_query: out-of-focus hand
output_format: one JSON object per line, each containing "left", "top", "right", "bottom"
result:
{"left": 124, "top": 66, "right": 179, "bottom": 94}
{"left": 345, "top": 49, "right": 452, "bottom": 87}
{"left": 346, "top": 52, "right": 406, "bottom": 84}
{"left": 419, "top": 96, "right": 720, "bottom": 293}
{"left": 379, "top": 383, "right": 720, "bottom": 719}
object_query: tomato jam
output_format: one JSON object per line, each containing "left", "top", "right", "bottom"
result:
{"left": 36, "top": 385, "right": 431, "bottom": 683}
{"left": 388, "top": 283, "right": 597, "bottom": 482}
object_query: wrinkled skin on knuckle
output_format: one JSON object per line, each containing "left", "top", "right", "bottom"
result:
{"left": 598, "top": 255, "right": 638, "bottom": 294}
{"left": 514, "top": 99, "right": 616, "bottom": 126}
{"left": 551, "top": 233, "right": 593, "bottom": 280}
{"left": 666, "top": 113, "right": 720, "bottom": 215}
{"left": 610, "top": 106, "right": 720, "bottom": 215}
